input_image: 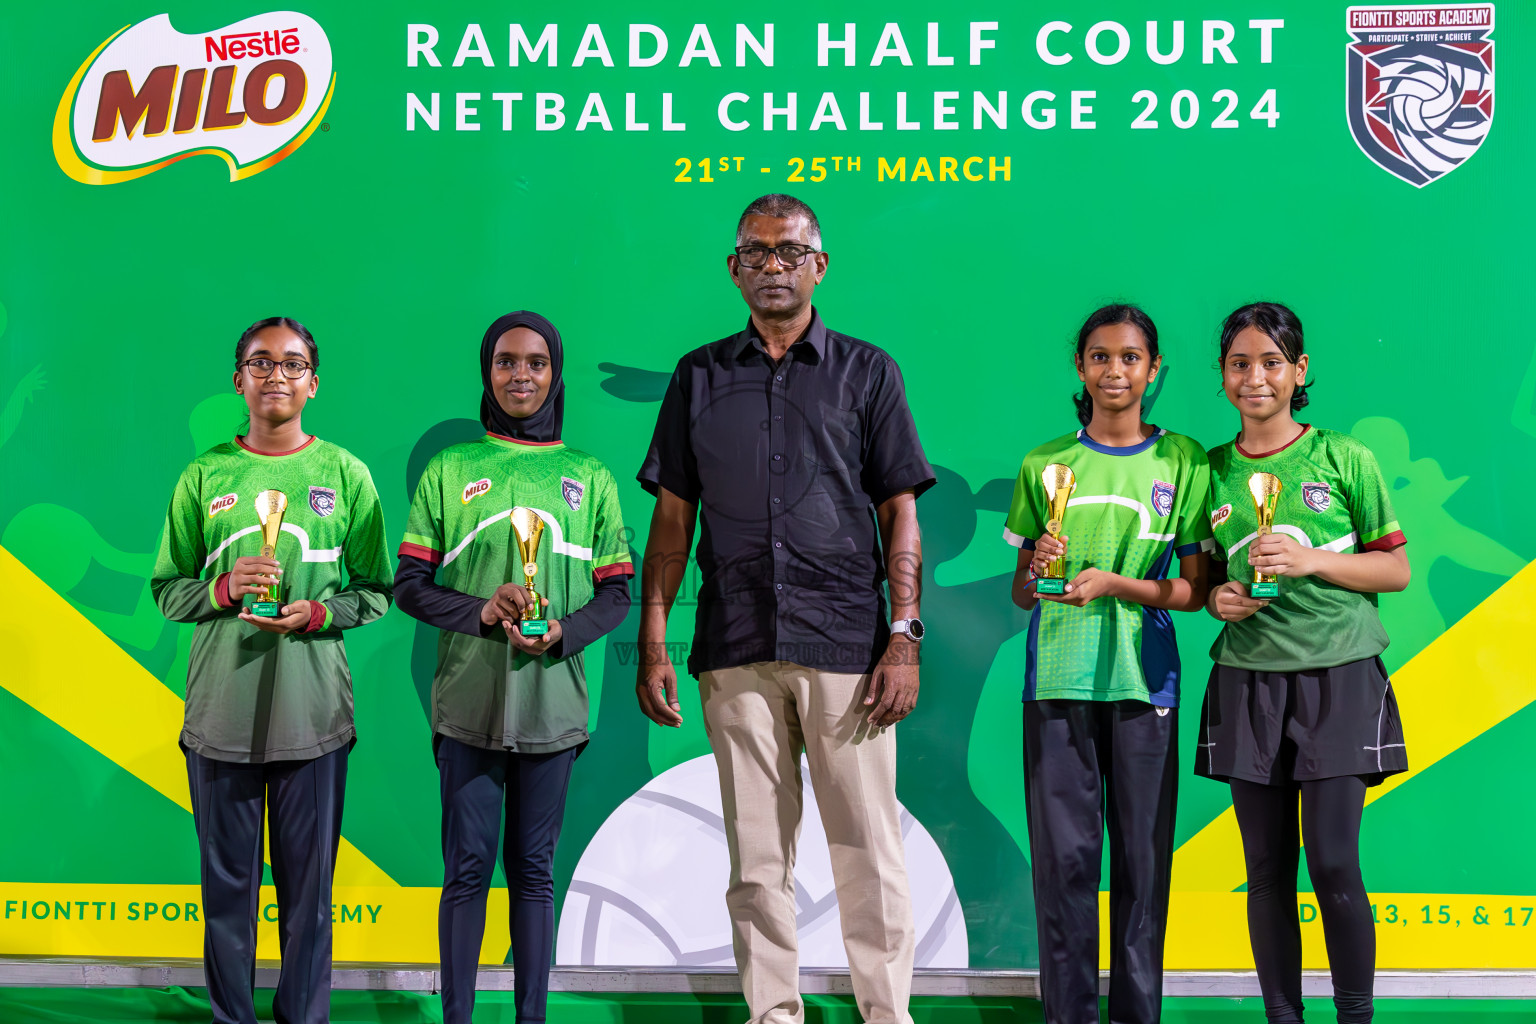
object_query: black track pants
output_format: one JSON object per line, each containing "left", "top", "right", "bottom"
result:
{"left": 186, "top": 746, "right": 347, "bottom": 1024}
{"left": 1023, "top": 700, "right": 1178, "bottom": 1024}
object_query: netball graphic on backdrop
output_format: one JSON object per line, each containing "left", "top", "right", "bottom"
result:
{"left": 53, "top": 11, "right": 334, "bottom": 185}
{"left": 1346, "top": 4, "right": 1495, "bottom": 187}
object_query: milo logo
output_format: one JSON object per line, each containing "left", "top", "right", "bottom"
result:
{"left": 462, "top": 478, "right": 491, "bottom": 504}
{"left": 208, "top": 493, "right": 238, "bottom": 517}
{"left": 54, "top": 11, "right": 335, "bottom": 185}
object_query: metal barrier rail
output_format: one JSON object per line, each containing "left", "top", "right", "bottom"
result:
{"left": 1, "top": 959, "right": 1533, "bottom": 998}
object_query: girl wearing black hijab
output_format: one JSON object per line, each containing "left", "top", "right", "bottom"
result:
{"left": 395, "top": 311, "right": 634, "bottom": 1024}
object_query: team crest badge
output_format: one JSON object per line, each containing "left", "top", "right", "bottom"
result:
{"left": 1346, "top": 4, "right": 1495, "bottom": 188}
{"left": 1302, "top": 482, "right": 1333, "bottom": 513}
{"left": 1211, "top": 503, "right": 1232, "bottom": 529}
{"left": 308, "top": 486, "right": 336, "bottom": 517}
{"left": 562, "top": 476, "right": 584, "bottom": 511}
{"left": 1150, "top": 480, "right": 1176, "bottom": 518}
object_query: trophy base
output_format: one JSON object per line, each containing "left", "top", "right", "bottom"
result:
{"left": 1250, "top": 581, "right": 1279, "bottom": 599}
{"left": 1035, "top": 578, "right": 1067, "bottom": 595}
{"left": 250, "top": 601, "right": 283, "bottom": 617}
{"left": 519, "top": 619, "right": 549, "bottom": 637}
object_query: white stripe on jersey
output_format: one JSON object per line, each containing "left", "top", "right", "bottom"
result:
{"left": 203, "top": 523, "right": 341, "bottom": 569}
{"left": 441, "top": 505, "right": 594, "bottom": 568}
{"left": 1065, "top": 494, "right": 1176, "bottom": 543}
{"left": 1224, "top": 527, "right": 1357, "bottom": 562}
{"left": 1002, "top": 525, "right": 1031, "bottom": 548}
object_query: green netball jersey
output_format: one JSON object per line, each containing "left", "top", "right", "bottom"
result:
{"left": 152, "top": 436, "right": 393, "bottom": 763}
{"left": 1004, "top": 428, "right": 1213, "bottom": 706}
{"left": 401, "top": 434, "right": 632, "bottom": 753}
{"left": 1207, "top": 425, "right": 1406, "bottom": 672}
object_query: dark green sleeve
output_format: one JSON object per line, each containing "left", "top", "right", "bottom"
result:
{"left": 151, "top": 465, "right": 231, "bottom": 624}
{"left": 323, "top": 460, "right": 393, "bottom": 631}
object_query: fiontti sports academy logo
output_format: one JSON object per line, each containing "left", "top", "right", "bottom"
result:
{"left": 1346, "top": 4, "right": 1494, "bottom": 187}
{"left": 53, "top": 11, "right": 334, "bottom": 185}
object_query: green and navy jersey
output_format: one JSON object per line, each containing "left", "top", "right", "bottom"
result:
{"left": 1207, "top": 425, "right": 1406, "bottom": 671}
{"left": 151, "top": 436, "right": 393, "bottom": 763}
{"left": 1003, "top": 428, "right": 1213, "bottom": 706}
{"left": 400, "top": 434, "right": 632, "bottom": 753}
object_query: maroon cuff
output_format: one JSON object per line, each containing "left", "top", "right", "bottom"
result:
{"left": 214, "top": 572, "right": 236, "bottom": 609}
{"left": 303, "top": 601, "right": 329, "bottom": 633}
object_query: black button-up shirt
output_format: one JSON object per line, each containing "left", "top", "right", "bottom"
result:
{"left": 639, "top": 310, "right": 934, "bottom": 677}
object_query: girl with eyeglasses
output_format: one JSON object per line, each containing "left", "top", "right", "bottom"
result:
{"left": 152, "top": 316, "right": 392, "bottom": 1024}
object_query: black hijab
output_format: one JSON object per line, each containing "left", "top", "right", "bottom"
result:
{"left": 479, "top": 311, "right": 564, "bottom": 444}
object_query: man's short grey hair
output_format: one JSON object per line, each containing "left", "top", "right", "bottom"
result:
{"left": 735, "top": 194, "right": 822, "bottom": 249}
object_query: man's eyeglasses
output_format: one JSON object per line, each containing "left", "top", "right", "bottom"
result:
{"left": 238, "top": 358, "right": 313, "bottom": 379}
{"left": 733, "top": 244, "right": 819, "bottom": 269}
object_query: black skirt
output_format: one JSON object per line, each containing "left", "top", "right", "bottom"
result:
{"left": 1194, "top": 656, "right": 1408, "bottom": 787}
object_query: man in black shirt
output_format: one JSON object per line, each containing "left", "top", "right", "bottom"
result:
{"left": 637, "top": 194, "right": 934, "bottom": 1024}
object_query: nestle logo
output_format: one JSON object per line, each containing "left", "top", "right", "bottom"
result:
{"left": 205, "top": 28, "right": 300, "bottom": 62}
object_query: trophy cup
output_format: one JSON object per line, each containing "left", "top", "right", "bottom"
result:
{"left": 251, "top": 490, "right": 288, "bottom": 616}
{"left": 509, "top": 507, "right": 548, "bottom": 637}
{"left": 1248, "top": 472, "right": 1283, "bottom": 598}
{"left": 1036, "top": 464, "right": 1077, "bottom": 595}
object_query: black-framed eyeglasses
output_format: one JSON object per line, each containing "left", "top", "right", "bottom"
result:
{"left": 238, "top": 358, "right": 313, "bottom": 379}
{"left": 733, "top": 244, "right": 820, "bottom": 269}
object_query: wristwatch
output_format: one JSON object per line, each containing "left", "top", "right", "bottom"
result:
{"left": 890, "top": 618, "right": 925, "bottom": 642}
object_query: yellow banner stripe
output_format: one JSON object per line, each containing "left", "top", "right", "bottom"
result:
{"left": 0, "top": 545, "right": 396, "bottom": 887}
{"left": 0, "top": 883, "right": 505, "bottom": 963}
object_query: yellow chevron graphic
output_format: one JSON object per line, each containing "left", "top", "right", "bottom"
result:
{"left": 1172, "top": 557, "right": 1536, "bottom": 892}
{"left": 0, "top": 545, "right": 396, "bottom": 887}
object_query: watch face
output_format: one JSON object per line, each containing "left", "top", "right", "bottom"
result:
{"left": 907, "top": 618, "right": 924, "bottom": 641}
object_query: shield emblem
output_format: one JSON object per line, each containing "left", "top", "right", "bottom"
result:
{"left": 1150, "top": 480, "right": 1176, "bottom": 518}
{"left": 309, "top": 486, "right": 337, "bottom": 517}
{"left": 562, "top": 476, "right": 584, "bottom": 511}
{"left": 1302, "top": 482, "right": 1332, "bottom": 514}
{"left": 1346, "top": 5, "right": 1495, "bottom": 188}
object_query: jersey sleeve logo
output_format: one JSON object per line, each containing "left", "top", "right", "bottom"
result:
{"left": 308, "top": 486, "right": 336, "bottom": 517}
{"left": 561, "top": 476, "right": 584, "bottom": 511}
{"left": 462, "top": 478, "right": 491, "bottom": 504}
{"left": 1210, "top": 503, "right": 1232, "bottom": 529}
{"left": 208, "top": 493, "right": 238, "bottom": 517}
{"left": 1302, "top": 482, "right": 1332, "bottom": 513}
{"left": 1151, "top": 480, "right": 1176, "bottom": 518}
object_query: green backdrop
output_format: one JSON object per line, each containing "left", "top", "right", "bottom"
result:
{"left": 2, "top": 0, "right": 1533, "bottom": 970}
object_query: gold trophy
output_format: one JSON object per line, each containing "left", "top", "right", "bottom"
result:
{"left": 252, "top": 490, "right": 288, "bottom": 616}
{"left": 1036, "top": 464, "right": 1077, "bottom": 595}
{"left": 1248, "top": 472, "right": 1283, "bottom": 598}
{"left": 509, "top": 507, "right": 549, "bottom": 637}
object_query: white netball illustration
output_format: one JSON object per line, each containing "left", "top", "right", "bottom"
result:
{"left": 556, "top": 754, "right": 968, "bottom": 967}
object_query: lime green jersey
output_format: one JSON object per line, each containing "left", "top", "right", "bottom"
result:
{"left": 401, "top": 434, "right": 632, "bottom": 753}
{"left": 1004, "top": 428, "right": 1213, "bottom": 706}
{"left": 152, "top": 436, "right": 393, "bottom": 763}
{"left": 1207, "top": 425, "right": 1406, "bottom": 671}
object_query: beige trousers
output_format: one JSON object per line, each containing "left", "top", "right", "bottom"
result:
{"left": 699, "top": 661, "right": 915, "bottom": 1024}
